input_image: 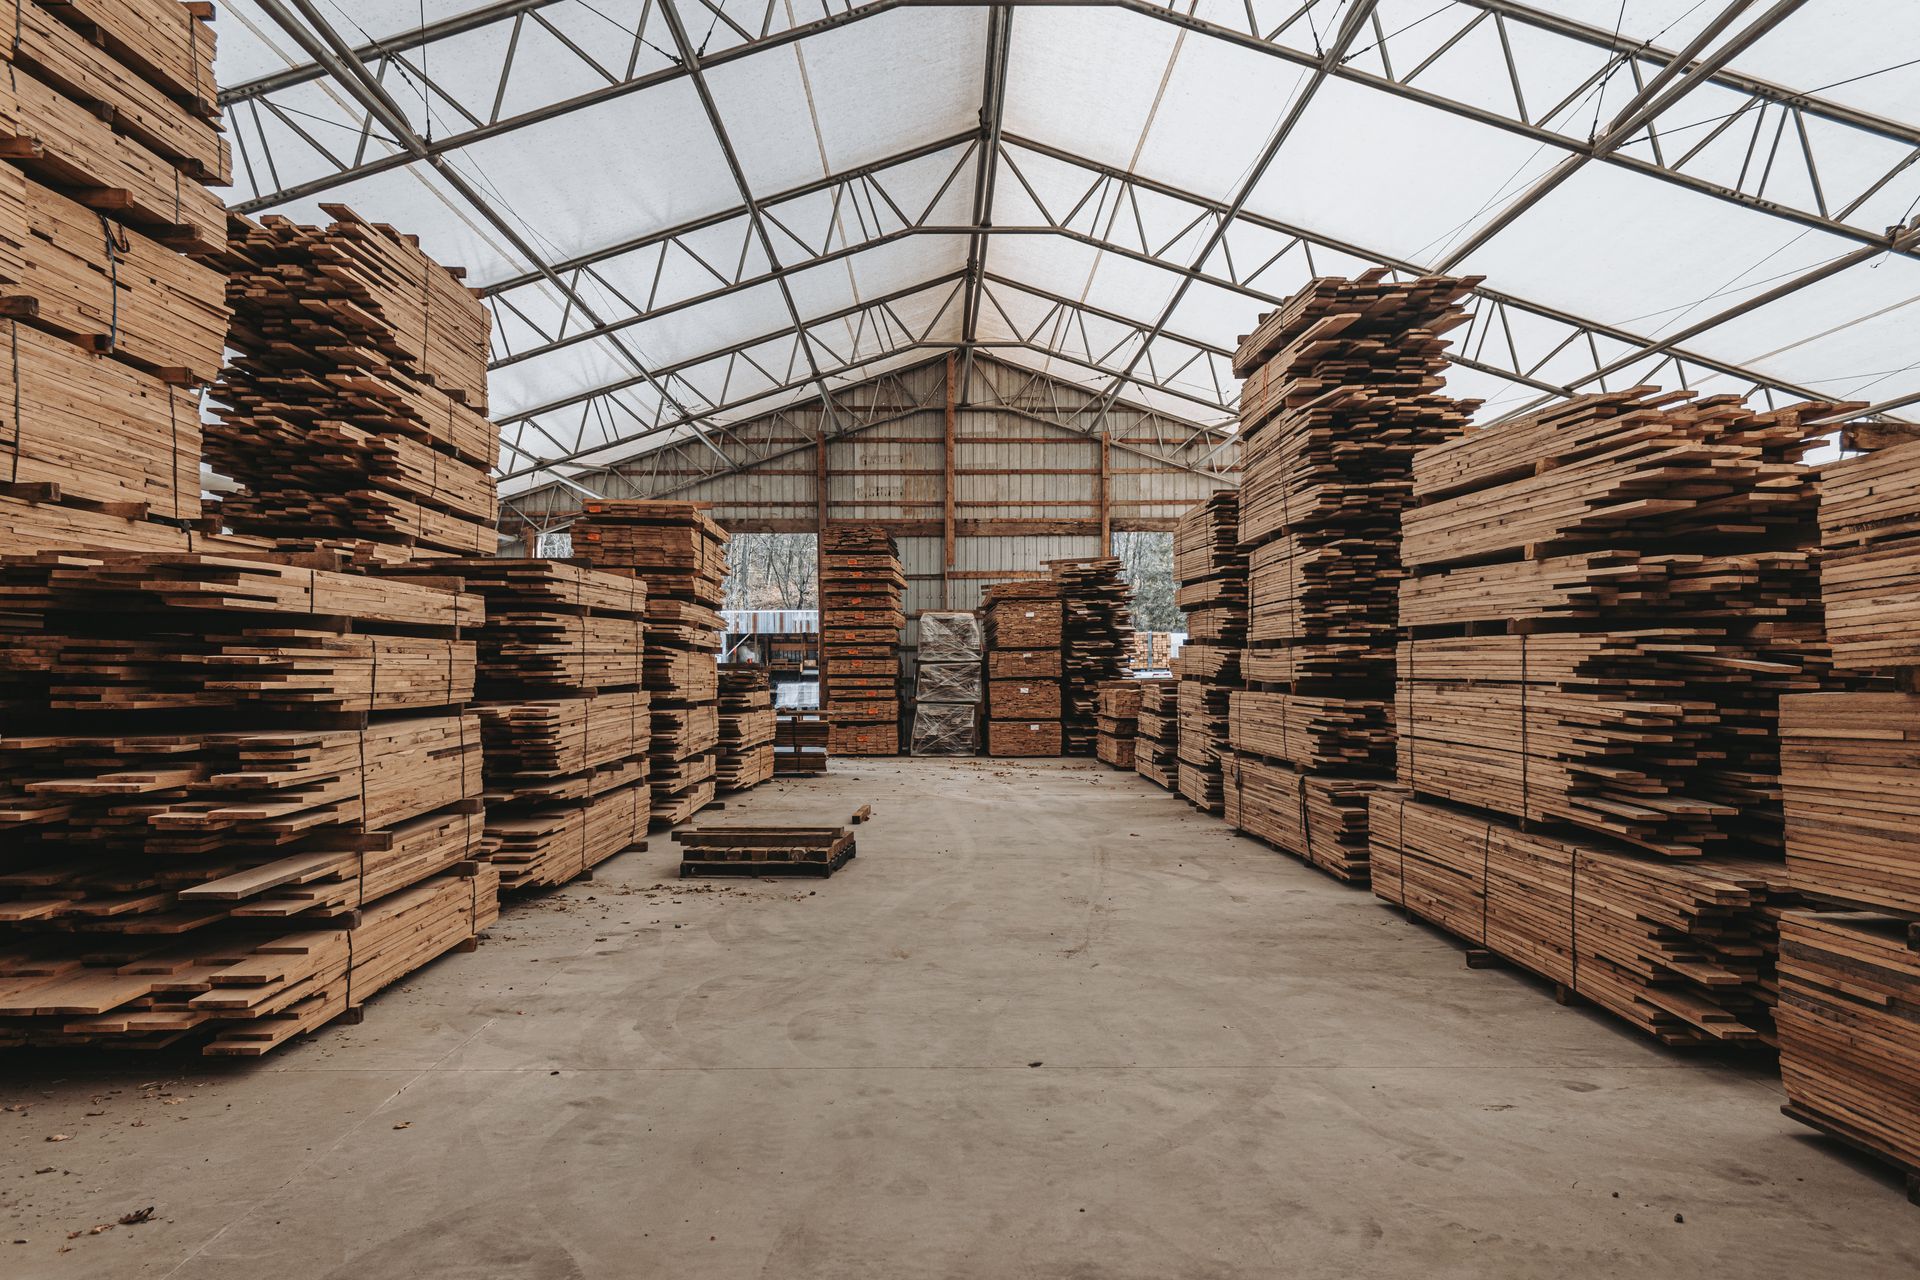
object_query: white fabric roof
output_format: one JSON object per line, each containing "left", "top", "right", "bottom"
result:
{"left": 215, "top": 1, "right": 1920, "bottom": 501}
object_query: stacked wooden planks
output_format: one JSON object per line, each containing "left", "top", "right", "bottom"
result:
{"left": 1050, "top": 558, "right": 1134, "bottom": 755}
{"left": 1775, "top": 432, "right": 1920, "bottom": 1186}
{"left": 574, "top": 501, "right": 727, "bottom": 826}
{"left": 1173, "top": 490, "right": 1245, "bottom": 813}
{"left": 820, "top": 524, "right": 904, "bottom": 755}
{"left": 717, "top": 665, "right": 775, "bottom": 792}
{"left": 1380, "top": 387, "right": 1845, "bottom": 1046}
{"left": 1132, "top": 678, "right": 1178, "bottom": 788}
{"left": 1095, "top": 679, "right": 1142, "bottom": 770}
{"left": 775, "top": 712, "right": 829, "bottom": 775}
{"left": 678, "top": 825, "right": 856, "bottom": 879}
{"left": 0, "top": 550, "right": 495, "bottom": 1053}
{"left": 0, "top": 2, "right": 232, "bottom": 555}
{"left": 985, "top": 580, "right": 1063, "bottom": 756}
{"left": 211, "top": 207, "right": 495, "bottom": 558}
{"left": 1228, "top": 272, "right": 1477, "bottom": 880}
{"left": 911, "top": 610, "right": 982, "bottom": 756}
{"left": 383, "top": 559, "right": 648, "bottom": 892}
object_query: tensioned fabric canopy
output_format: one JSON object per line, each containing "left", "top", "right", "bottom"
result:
{"left": 215, "top": 1, "right": 1920, "bottom": 505}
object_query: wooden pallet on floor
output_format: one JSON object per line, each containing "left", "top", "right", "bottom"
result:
{"left": 677, "top": 825, "right": 856, "bottom": 878}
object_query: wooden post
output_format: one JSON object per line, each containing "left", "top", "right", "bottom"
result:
{"left": 943, "top": 352, "right": 958, "bottom": 608}
{"left": 814, "top": 420, "right": 828, "bottom": 702}
{"left": 1097, "top": 432, "right": 1111, "bottom": 553}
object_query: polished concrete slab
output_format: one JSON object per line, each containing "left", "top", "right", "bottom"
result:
{"left": 4, "top": 757, "right": 1918, "bottom": 1279}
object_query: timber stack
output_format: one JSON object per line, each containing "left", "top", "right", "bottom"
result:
{"left": 984, "top": 580, "right": 1064, "bottom": 757}
{"left": 1225, "top": 272, "right": 1478, "bottom": 881}
{"left": 1050, "top": 557, "right": 1133, "bottom": 754}
{"left": 1132, "top": 678, "right": 1178, "bottom": 788}
{"left": 1377, "top": 385, "right": 1848, "bottom": 1047}
{"left": 1777, "top": 430, "right": 1920, "bottom": 1191}
{"left": 384, "top": 560, "right": 649, "bottom": 892}
{"left": 573, "top": 501, "right": 727, "bottom": 826}
{"left": 0, "top": 552, "right": 496, "bottom": 1054}
{"left": 1095, "top": 680, "right": 1143, "bottom": 770}
{"left": 0, "top": 0, "right": 234, "bottom": 557}
{"left": 212, "top": 206, "right": 495, "bottom": 560}
{"left": 775, "top": 711, "right": 829, "bottom": 775}
{"left": 717, "top": 665, "right": 775, "bottom": 791}
{"left": 820, "top": 524, "right": 905, "bottom": 755}
{"left": 1173, "top": 490, "right": 1244, "bottom": 813}
{"left": 910, "top": 610, "right": 982, "bottom": 756}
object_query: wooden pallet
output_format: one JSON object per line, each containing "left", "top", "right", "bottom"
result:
{"left": 677, "top": 824, "right": 856, "bottom": 878}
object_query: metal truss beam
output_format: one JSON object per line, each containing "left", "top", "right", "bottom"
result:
{"left": 222, "top": 0, "right": 908, "bottom": 211}
{"left": 959, "top": 5, "right": 1015, "bottom": 387}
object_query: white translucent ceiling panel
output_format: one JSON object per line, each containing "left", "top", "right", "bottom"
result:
{"left": 1456, "top": 161, "right": 1860, "bottom": 337}
{"left": 1685, "top": 255, "right": 1920, "bottom": 405}
{"left": 1002, "top": 6, "right": 1183, "bottom": 175}
{"left": 757, "top": 141, "right": 977, "bottom": 263}
{"left": 452, "top": 79, "right": 736, "bottom": 264}
{"left": 490, "top": 332, "right": 635, "bottom": 421}
{"left": 1735, "top": 1, "right": 1920, "bottom": 119}
{"left": 1126, "top": 21, "right": 1308, "bottom": 202}
{"left": 1514, "top": 1, "right": 1735, "bottom": 50}
{"left": 1245, "top": 78, "right": 1571, "bottom": 266}
{"left": 985, "top": 230, "right": 1185, "bottom": 323}
{"left": 262, "top": 159, "right": 520, "bottom": 284}
{"left": 1164, "top": 276, "right": 1268, "bottom": 355}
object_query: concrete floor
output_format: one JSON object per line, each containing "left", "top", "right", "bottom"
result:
{"left": 5, "top": 757, "right": 1920, "bottom": 1279}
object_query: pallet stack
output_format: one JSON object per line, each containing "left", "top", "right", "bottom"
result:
{"left": 1051, "top": 558, "right": 1134, "bottom": 755}
{"left": 1095, "top": 680, "right": 1143, "bottom": 769}
{"left": 0, "top": 552, "right": 496, "bottom": 1054}
{"left": 775, "top": 711, "right": 829, "bottom": 775}
{"left": 910, "top": 610, "right": 983, "bottom": 756}
{"left": 717, "top": 666, "right": 775, "bottom": 791}
{"left": 1132, "top": 678, "right": 1178, "bottom": 787}
{"left": 212, "top": 207, "right": 495, "bottom": 559}
{"left": 820, "top": 525, "right": 905, "bottom": 755}
{"left": 1375, "top": 387, "right": 1845, "bottom": 1046}
{"left": 1224, "top": 273, "right": 1477, "bottom": 881}
{"left": 1777, "top": 432, "right": 1920, "bottom": 1191}
{"left": 0, "top": 1, "right": 234, "bottom": 557}
{"left": 573, "top": 501, "right": 728, "bottom": 826}
{"left": 984, "top": 581, "right": 1064, "bottom": 757}
{"left": 1173, "top": 491, "right": 1245, "bottom": 812}
{"left": 385, "top": 560, "right": 649, "bottom": 892}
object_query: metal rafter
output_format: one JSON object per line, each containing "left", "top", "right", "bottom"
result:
{"left": 959, "top": 5, "right": 1015, "bottom": 390}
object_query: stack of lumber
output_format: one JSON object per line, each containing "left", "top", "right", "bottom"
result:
{"left": 383, "top": 559, "right": 648, "bottom": 892}
{"left": 574, "top": 501, "right": 727, "bottom": 826}
{"left": 678, "top": 824, "right": 856, "bottom": 879}
{"left": 1173, "top": 490, "right": 1245, "bottom": 812}
{"left": 0, "top": 550, "right": 495, "bottom": 1054}
{"left": 775, "top": 712, "right": 829, "bottom": 775}
{"left": 212, "top": 207, "right": 495, "bottom": 557}
{"left": 911, "top": 609, "right": 982, "bottom": 756}
{"left": 820, "top": 524, "right": 904, "bottom": 755}
{"left": 0, "top": 1, "right": 233, "bottom": 555}
{"left": 716, "top": 665, "right": 775, "bottom": 791}
{"left": 1132, "top": 678, "right": 1178, "bottom": 788}
{"left": 1130, "top": 630, "right": 1175, "bottom": 672}
{"left": 984, "top": 580, "right": 1063, "bottom": 757}
{"left": 1398, "top": 389, "right": 1841, "bottom": 859}
{"left": 1370, "top": 792, "right": 1774, "bottom": 1044}
{"left": 1228, "top": 272, "right": 1478, "bottom": 879}
{"left": 1095, "top": 680, "right": 1142, "bottom": 769}
{"left": 1050, "top": 557, "right": 1134, "bottom": 755}
{"left": 1775, "top": 432, "right": 1920, "bottom": 1186}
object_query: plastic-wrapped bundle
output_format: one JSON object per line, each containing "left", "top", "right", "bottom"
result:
{"left": 916, "top": 661, "right": 982, "bottom": 704}
{"left": 911, "top": 703, "right": 979, "bottom": 755}
{"left": 919, "top": 611, "right": 983, "bottom": 662}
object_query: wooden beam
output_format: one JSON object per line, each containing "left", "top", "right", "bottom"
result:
{"left": 1097, "top": 432, "right": 1111, "bottom": 552}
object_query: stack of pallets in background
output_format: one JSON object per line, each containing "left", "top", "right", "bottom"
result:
{"left": 1776, "top": 431, "right": 1920, "bottom": 1192}
{"left": 1173, "top": 491, "right": 1245, "bottom": 813}
{"left": 1050, "top": 558, "right": 1134, "bottom": 755}
{"left": 717, "top": 666, "right": 775, "bottom": 791}
{"left": 910, "top": 610, "right": 983, "bottom": 755}
{"left": 1376, "top": 387, "right": 1846, "bottom": 1047}
{"left": 385, "top": 560, "right": 648, "bottom": 892}
{"left": 775, "top": 711, "right": 829, "bottom": 775}
{"left": 820, "top": 525, "right": 905, "bottom": 755}
{"left": 1132, "top": 678, "right": 1178, "bottom": 787}
{"left": 1224, "top": 272, "right": 1478, "bottom": 880}
{"left": 213, "top": 207, "right": 495, "bottom": 559}
{"left": 984, "top": 581, "right": 1064, "bottom": 756}
{"left": 1095, "top": 680, "right": 1143, "bottom": 769}
{"left": 0, "top": 553, "right": 495, "bottom": 1054}
{"left": 1130, "top": 631, "right": 1175, "bottom": 673}
{"left": 0, "top": 1, "right": 234, "bottom": 557}
{"left": 573, "top": 501, "right": 727, "bottom": 826}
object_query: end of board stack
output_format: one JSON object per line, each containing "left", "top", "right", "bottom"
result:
{"left": 820, "top": 524, "right": 905, "bottom": 755}
{"left": 717, "top": 666, "right": 776, "bottom": 791}
{"left": 1095, "top": 680, "right": 1143, "bottom": 769}
{"left": 1131, "top": 678, "right": 1179, "bottom": 787}
{"left": 1172, "top": 490, "right": 1244, "bottom": 811}
{"left": 984, "top": 580, "right": 1064, "bottom": 756}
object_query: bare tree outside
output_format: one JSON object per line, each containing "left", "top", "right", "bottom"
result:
{"left": 1112, "top": 530, "right": 1182, "bottom": 632}
{"left": 724, "top": 533, "right": 819, "bottom": 610}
